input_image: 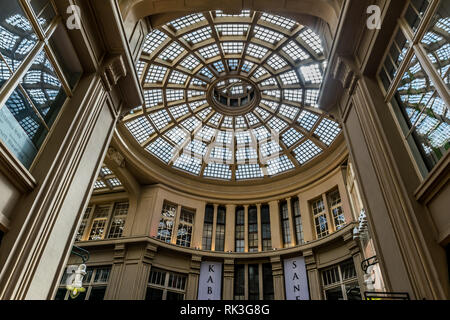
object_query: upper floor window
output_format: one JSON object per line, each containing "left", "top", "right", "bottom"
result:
{"left": 157, "top": 202, "right": 177, "bottom": 243}
{"left": 321, "top": 259, "right": 361, "bottom": 300}
{"left": 235, "top": 207, "right": 245, "bottom": 252}
{"left": 312, "top": 198, "right": 329, "bottom": 239}
{"left": 261, "top": 204, "right": 272, "bottom": 251}
{"left": 280, "top": 201, "right": 291, "bottom": 246}
{"left": 327, "top": 189, "right": 346, "bottom": 230}
{"left": 202, "top": 204, "right": 214, "bottom": 250}
{"left": 215, "top": 206, "right": 226, "bottom": 251}
{"left": 55, "top": 266, "right": 111, "bottom": 301}
{"left": 176, "top": 208, "right": 194, "bottom": 247}
{"left": 88, "top": 205, "right": 111, "bottom": 240}
{"left": 0, "top": 0, "right": 82, "bottom": 169}
{"left": 146, "top": 268, "right": 187, "bottom": 300}
{"left": 248, "top": 206, "right": 258, "bottom": 252}
{"left": 292, "top": 197, "right": 304, "bottom": 244}
{"left": 107, "top": 202, "right": 129, "bottom": 238}
{"left": 75, "top": 201, "right": 129, "bottom": 241}
{"left": 378, "top": 0, "right": 449, "bottom": 176}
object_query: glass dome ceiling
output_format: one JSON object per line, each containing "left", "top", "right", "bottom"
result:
{"left": 121, "top": 10, "right": 342, "bottom": 181}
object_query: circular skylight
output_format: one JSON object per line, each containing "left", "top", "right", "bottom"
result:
{"left": 121, "top": 10, "right": 342, "bottom": 181}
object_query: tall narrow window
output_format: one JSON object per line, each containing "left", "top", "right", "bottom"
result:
{"left": 88, "top": 205, "right": 111, "bottom": 240}
{"left": 248, "top": 206, "right": 258, "bottom": 252}
{"left": 176, "top": 208, "right": 194, "bottom": 247}
{"left": 215, "top": 206, "right": 226, "bottom": 251}
{"left": 146, "top": 268, "right": 187, "bottom": 300}
{"left": 235, "top": 207, "right": 245, "bottom": 252}
{"left": 76, "top": 207, "right": 92, "bottom": 241}
{"left": 234, "top": 265, "right": 245, "bottom": 300}
{"left": 261, "top": 204, "right": 272, "bottom": 251}
{"left": 312, "top": 198, "right": 329, "bottom": 238}
{"left": 157, "top": 202, "right": 177, "bottom": 243}
{"left": 292, "top": 197, "right": 304, "bottom": 244}
{"left": 248, "top": 264, "right": 260, "bottom": 300}
{"left": 262, "top": 263, "right": 274, "bottom": 300}
{"left": 202, "top": 205, "right": 214, "bottom": 250}
{"left": 280, "top": 201, "right": 291, "bottom": 246}
{"left": 327, "top": 189, "right": 346, "bottom": 230}
{"left": 107, "top": 202, "right": 129, "bottom": 238}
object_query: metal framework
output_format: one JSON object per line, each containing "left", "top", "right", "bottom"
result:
{"left": 121, "top": 10, "right": 343, "bottom": 181}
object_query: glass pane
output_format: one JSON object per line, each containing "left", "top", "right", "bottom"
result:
{"left": 262, "top": 263, "right": 274, "bottom": 300}
{"left": 49, "top": 23, "right": 83, "bottom": 89}
{"left": 54, "top": 288, "right": 67, "bottom": 300}
{"left": 145, "top": 287, "right": 164, "bottom": 300}
{"left": 325, "top": 287, "right": 344, "bottom": 300}
{"left": 345, "top": 282, "right": 362, "bottom": 300}
{"left": 248, "top": 264, "right": 259, "bottom": 300}
{"left": 394, "top": 55, "right": 449, "bottom": 170}
{"left": 234, "top": 265, "right": 245, "bottom": 299}
{"left": 404, "top": 0, "right": 430, "bottom": 33}
{"left": 0, "top": 1, "right": 38, "bottom": 73}
{"left": 420, "top": 1, "right": 449, "bottom": 87}
{"left": 88, "top": 286, "right": 107, "bottom": 301}
{"left": 166, "top": 291, "right": 184, "bottom": 300}
{"left": 32, "top": 0, "right": 56, "bottom": 32}
{"left": 0, "top": 57, "right": 12, "bottom": 90}
{"left": 22, "top": 50, "right": 67, "bottom": 127}
{"left": 0, "top": 87, "right": 45, "bottom": 168}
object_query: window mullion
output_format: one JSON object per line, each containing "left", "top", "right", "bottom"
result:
{"left": 171, "top": 205, "right": 182, "bottom": 244}
{"left": 103, "top": 203, "right": 115, "bottom": 240}
{"left": 413, "top": 43, "right": 450, "bottom": 106}
{"left": 44, "top": 42, "right": 73, "bottom": 97}
{"left": 19, "top": 0, "right": 46, "bottom": 41}
{"left": 0, "top": 41, "right": 44, "bottom": 110}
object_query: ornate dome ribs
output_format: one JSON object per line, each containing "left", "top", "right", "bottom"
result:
{"left": 121, "top": 10, "right": 342, "bottom": 181}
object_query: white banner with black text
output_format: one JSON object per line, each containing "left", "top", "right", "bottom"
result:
{"left": 197, "top": 261, "right": 222, "bottom": 300}
{"left": 283, "top": 256, "right": 310, "bottom": 300}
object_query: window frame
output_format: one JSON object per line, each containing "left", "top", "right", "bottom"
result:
{"left": 0, "top": 0, "right": 79, "bottom": 173}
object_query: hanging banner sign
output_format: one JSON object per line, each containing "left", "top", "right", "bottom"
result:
{"left": 197, "top": 261, "right": 222, "bottom": 300}
{"left": 284, "top": 256, "right": 310, "bottom": 300}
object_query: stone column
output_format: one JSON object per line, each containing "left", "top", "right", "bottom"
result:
{"left": 270, "top": 256, "right": 285, "bottom": 300}
{"left": 111, "top": 242, "right": 157, "bottom": 300}
{"left": 192, "top": 202, "right": 206, "bottom": 249}
{"left": 298, "top": 194, "right": 314, "bottom": 242}
{"left": 256, "top": 204, "right": 262, "bottom": 252}
{"left": 186, "top": 255, "right": 202, "bottom": 300}
{"left": 224, "top": 205, "right": 236, "bottom": 252}
{"left": 222, "top": 259, "right": 235, "bottom": 300}
{"left": 304, "top": 249, "right": 321, "bottom": 300}
{"left": 268, "top": 201, "right": 282, "bottom": 249}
